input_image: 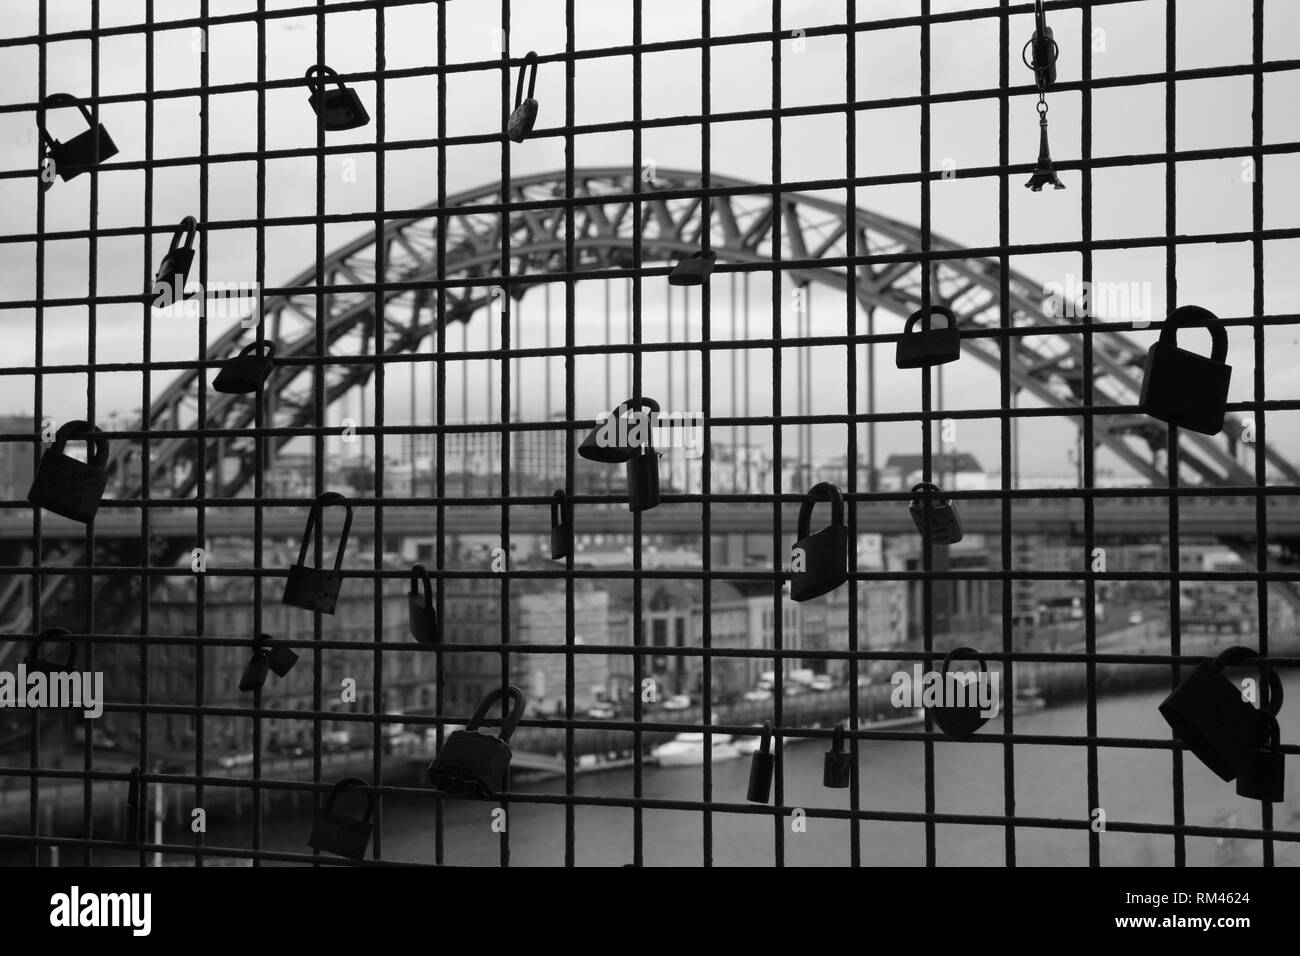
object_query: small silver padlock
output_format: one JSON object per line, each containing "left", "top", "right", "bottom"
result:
{"left": 908, "top": 481, "right": 963, "bottom": 545}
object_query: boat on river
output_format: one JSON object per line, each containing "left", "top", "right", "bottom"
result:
{"left": 651, "top": 732, "right": 741, "bottom": 767}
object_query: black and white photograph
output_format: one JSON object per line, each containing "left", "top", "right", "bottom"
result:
{"left": 0, "top": 0, "right": 1296, "bottom": 932}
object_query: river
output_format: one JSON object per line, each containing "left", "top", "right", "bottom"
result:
{"left": 13, "top": 676, "right": 1300, "bottom": 866}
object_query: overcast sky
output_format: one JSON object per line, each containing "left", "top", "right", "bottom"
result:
{"left": 2, "top": 0, "right": 1299, "bottom": 482}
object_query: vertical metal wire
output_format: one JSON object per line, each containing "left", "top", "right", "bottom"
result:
{"left": 1163, "top": 0, "right": 1186, "bottom": 868}
{"left": 1250, "top": 0, "right": 1274, "bottom": 867}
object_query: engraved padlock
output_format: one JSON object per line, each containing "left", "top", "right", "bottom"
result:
{"left": 668, "top": 250, "right": 717, "bottom": 287}
{"left": 305, "top": 65, "right": 370, "bottom": 131}
{"left": 746, "top": 720, "right": 776, "bottom": 803}
{"left": 38, "top": 93, "right": 119, "bottom": 182}
{"left": 152, "top": 216, "right": 197, "bottom": 305}
{"left": 1159, "top": 646, "right": 1283, "bottom": 782}
{"left": 929, "top": 646, "right": 992, "bottom": 739}
{"left": 1237, "top": 711, "right": 1285, "bottom": 803}
{"left": 896, "top": 305, "right": 961, "bottom": 369}
{"left": 625, "top": 399, "right": 661, "bottom": 513}
{"left": 23, "top": 627, "right": 76, "bottom": 675}
{"left": 1138, "top": 305, "right": 1232, "bottom": 436}
{"left": 27, "top": 419, "right": 110, "bottom": 524}
{"left": 549, "top": 489, "right": 573, "bottom": 560}
{"left": 579, "top": 396, "right": 657, "bottom": 464}
{"left": 789, "top": 481, "right": 848, "bottom": 603}
{"left": 307, "top": 777, "right": 375, "bottom": 860}
{"left": 427, "top": 685, "right": 526, "bottom": 798}
{"left": 507, "top": 51, "right": 540, "bottom": 142}
{"left": 213, "top": 341, "right": 277, "bottom": 394}
{"left": 909, "top": 481, "right": 963, "bottom": 545}
{"left": 823, "top": 722, "right": 852, "bottom": 789}
{"left": 282, "top": 491, "right": 353, "bottom": 614}
{"left": 408, "top": 563, "right": 439, "bottom": 646}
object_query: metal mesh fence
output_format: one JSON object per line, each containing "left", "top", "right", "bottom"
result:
{"left": 0, "top": 0, "right": 1297, "bottom": 867}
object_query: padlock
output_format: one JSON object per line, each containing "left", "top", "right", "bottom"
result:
{"left": 668, "top": 250, "right": 717, "bottom": 287}
{"left": 789, "top": 481, "right": 848, "bottom": 603}
{"left": 909, "top": 482, "right": 963, "bottom": 545}
{"left": 152, "top": 216, "right": 197, "bottom": 304}
{"left": 408, "top": 563, "right": 439, "bottom": 645}
{"left": 27, "top": 419, "right": 110, "bottom": 524}
{"left": 746, "top": 720, "right": 775, "bottom": 803}
{"left": 823, "top": 722, "right": 852, "bottom": 789}
{"left": 896, "top": 305, "right": 961, "bottom": 369}
{"left": 1237, "top": 711, "right": 1285, "bottom": 803}
{"left": 238, "top": 646, "right": 271, "bottom": 693}
{"left": 506, "top": 51, "right": 540, "bottom": 143}
{"left": 1138, "top": 305, "right": 1232, "bottom": 436}
{"left": 1159, "top": 645, "right": 1283, "bottom": 782}
{"left": 549, "top": 489, "right": 573, "bottom": 560}
{"left": 38, "top": 93, "right": 119, "bottom": 182}
{"left": 23, "top": 627, "right": 76, "bottom": 675}
{"left": 282, "top": 491, "right": 353, "bottom": 614}
{"left": 305, "top": 65, "right": 370, "bottom": 131}
{"left": 213, "top": 341, "right": 276, "bottom": 395}
{"left": 929, "top": 646, "right": 992, "bottom": 740}
{"left": 579, "top": 396, "right": 659, "bottom": 464}
{"left": 307, "top": 777, "right": 375, "bottom": 860}
{"left": 267, "top": 638, "right": 300, "bottom": 678}
{"left": 427, "top": 685, "right": 526, "bottom": 798}
{"left": 625, "top": 407, "right": 661, "bottom": 513}
{"left": 1021, "top": 2, "right": 1058, "bottom": 90}
{"left": 124, "top": 766, "right": 144, "bottom": 844}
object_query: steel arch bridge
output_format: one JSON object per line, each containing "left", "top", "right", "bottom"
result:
{"left": 2, "top": 166, "right": 1294, "bottom": 635}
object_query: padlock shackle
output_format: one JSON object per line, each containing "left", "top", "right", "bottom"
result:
{"left": 617, "top": 396, "right": 661, "bottom": 451}
{"left": 550, "top": 489, "right": 570, "bottom": 528}
{"left": 1159, "top": 305, "right": 1228, "bottom": 364}
{"left": 37, "top": 93, "right": 95, "bottom": 150}
{"left": 1210, "top": 646, "right": 1285, "bottom": 716}
{"left": 514, "top": 51, "right": 539, "bottom": 108}
{"left": 1255, "top": 711, "right": 1281, "bottom": 750}
{"left": 27, "top": 626, "right": 76, "bottom": 670}
{"left": 237, "top": 340, "right": 276, "bottom": 359}
{"left": 940, "top": 645, "right": 988, "bottom": 677}
{"left": 795, "top": 481, "right": 845, "bottom": 540}
{"left": 167, "top": 216, "right": 197, "bottom": 255}
{"left": 51, "top": 419, "right": 110, "bottom": 469}
{"left": 903, "top": 305, "right": 957, "bottom": 336}
{"left": 295, "top": 491, "right": 354, "bottom": 572}
{"left": 409, "top": 563, "right": 433, "bottom": 610}
{"left": 305, "top": 64, "right": 345, "bottom": 96}
{"left": 465, "top": 685, "right": 526, "bottom": 742}
{"left": 322, "top": 776, "right": 375, "bottom": 823}
{"left": 830, "top": 722, "right": 846, "bottom": 753}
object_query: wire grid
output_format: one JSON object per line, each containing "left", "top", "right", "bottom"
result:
{"left": 0, "top": 0, "right": 1294, "bottom": 867}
